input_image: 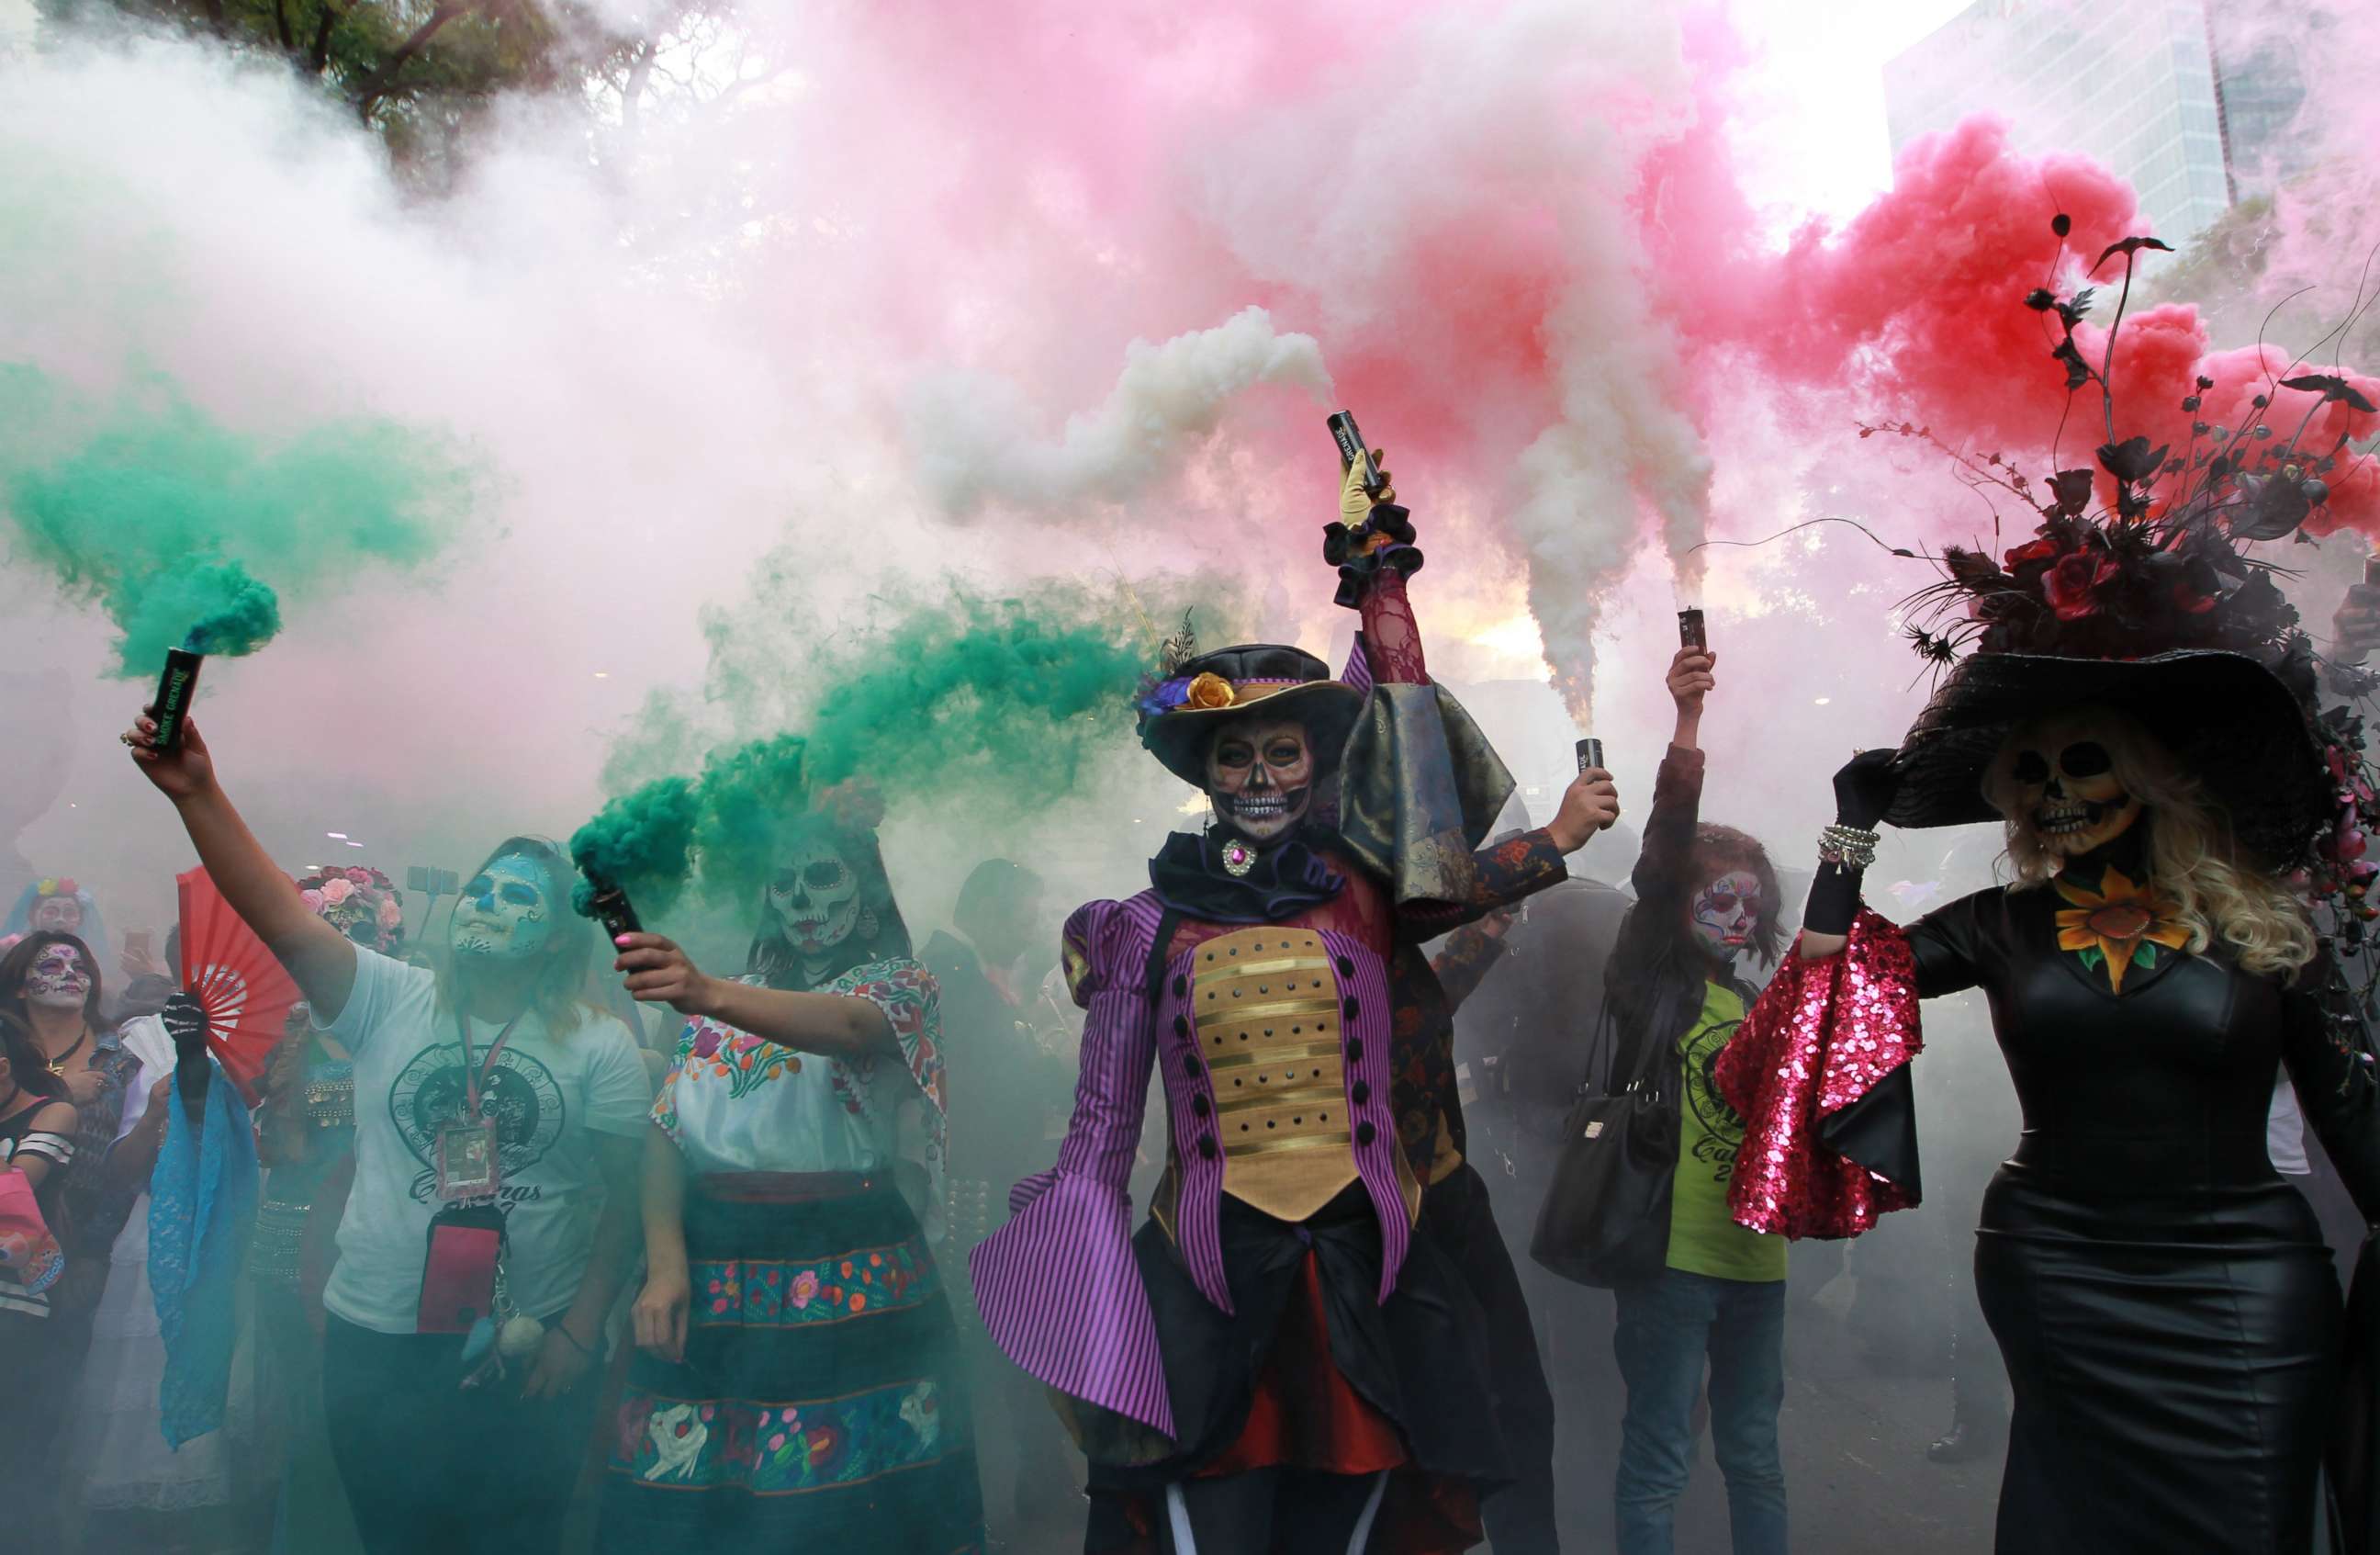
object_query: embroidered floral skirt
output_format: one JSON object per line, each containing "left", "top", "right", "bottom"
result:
{"left": 599, "top": 1175, "right": 985, "bottom": 1554}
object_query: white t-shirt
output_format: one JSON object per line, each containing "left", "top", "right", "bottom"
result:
{"left": 320, "top": 947, "right": 652, "bottom": 1334}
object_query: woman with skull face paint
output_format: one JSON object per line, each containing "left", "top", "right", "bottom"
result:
{"left": 1, "top": 1012, "right": 83, "bottom": 1545}
{"left": 1711, "top": 646, "right": 2380, "bottom": 1555}
{"left": 592, "top": 787, "right": 986, "bottom": 1554}
{"left": 4, "top": 876, "right": 112, "bottom": 971}
{"left": 969, "top": 450, "right": 1622, "bottom": 1554}
{"left": 1570, "top": 646, "right": 1791, "bottom": 1555}
{"left": 124, "top": 713, "right": 653, "bottom": 1555}
{"left": 0, "top": 930, "right": 146, "bottom": 1342}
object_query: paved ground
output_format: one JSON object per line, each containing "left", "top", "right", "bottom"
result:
{"left": 985, "top": 1269, "right": 2008, "bottom": 1553}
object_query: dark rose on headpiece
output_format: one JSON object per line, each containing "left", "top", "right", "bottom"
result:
{"left": 2043, "top": 549, "right": 2121, "bottom": 621}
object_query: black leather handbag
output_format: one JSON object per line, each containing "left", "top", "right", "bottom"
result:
{"left": 1530, "top": 1007, "right": 1679, "bottom": 1289}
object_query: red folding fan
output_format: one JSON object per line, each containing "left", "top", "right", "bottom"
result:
{"left": 177, "top": 866, "right": 302, "bottom": 1106}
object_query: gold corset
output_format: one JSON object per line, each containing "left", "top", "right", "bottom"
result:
{"left": 1193, "top": 927, "right": 1357, "bottom": 1223}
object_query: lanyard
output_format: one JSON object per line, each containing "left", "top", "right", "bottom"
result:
{"left": 455, "top": 1010, "right": 524, "bottom": 1122}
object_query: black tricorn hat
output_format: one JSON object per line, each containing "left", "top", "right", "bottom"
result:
{"left": 1137, "top": 644, "right": 1364, "bottom": 788}
{"left": 1886, "top": 648, "right": 2333, "bottom": 872}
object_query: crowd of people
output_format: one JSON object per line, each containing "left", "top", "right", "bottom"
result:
{"left": 3, "top": 439, "right": 2378, "bottom": 1555}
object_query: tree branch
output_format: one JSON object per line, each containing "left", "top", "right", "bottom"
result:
{"left": 353, "top": 0, "right": 469, "bottom": 123}
{"left": 620, "top": 35, "right": 654, "bottom": 134}
{"left": 308, "top": 0, "right": 342, "bottom": 76}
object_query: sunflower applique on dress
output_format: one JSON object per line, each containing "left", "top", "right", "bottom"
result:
{"left": 2053, "top": 865, "right": 2191, "bottom": 994}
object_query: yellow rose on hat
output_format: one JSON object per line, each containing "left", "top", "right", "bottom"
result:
{"left": 1184, "top": 672, "right": 1236, "bottom": 710}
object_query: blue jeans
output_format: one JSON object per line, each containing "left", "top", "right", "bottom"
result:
{"left": 1611, "top": 1268, "right": 1788, "bottom": 1555}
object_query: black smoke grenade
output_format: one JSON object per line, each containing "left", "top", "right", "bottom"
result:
{"left": 1575, "top": 738, "right": 1615, "bottom": 833}
{"left": 1327, "top": 410, "right": 1385, "bottom": 496}
{"left": 152, "top": 648, "right": 204, "bottom": 755}
{"left": 585, "top": 873, "right": 644, "bottom": 941}
{"left": 1678, "top": 608, "right": 1707, "bottom": 651}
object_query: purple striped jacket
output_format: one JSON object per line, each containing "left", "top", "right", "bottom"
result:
{"left": 967, "top": 890, "right": 1408, "bottom": 1437}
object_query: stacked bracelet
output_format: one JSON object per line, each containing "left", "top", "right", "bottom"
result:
{"left": 1817, "top": 824, "right": 1880, "bottom": 872}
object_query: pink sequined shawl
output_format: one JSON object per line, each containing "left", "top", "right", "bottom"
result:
{"left": 1712, "top": 907, "right": 1924, "bottom": 1239}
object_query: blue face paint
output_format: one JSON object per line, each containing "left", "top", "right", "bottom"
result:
{"left": 449, "top": 853, "right": 556, "bottom": 962}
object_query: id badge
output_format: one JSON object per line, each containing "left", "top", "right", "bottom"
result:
{"left": 435, "top": 1117, "right": 502, "bottom": 1201}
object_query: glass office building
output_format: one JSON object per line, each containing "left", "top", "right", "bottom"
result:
{"left": 1882, "top": 0, "right": 2304, "bottom": 248}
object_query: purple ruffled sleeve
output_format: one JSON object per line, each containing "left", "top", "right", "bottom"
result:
{"left": 968, "top": 898, "right": 1173, "bottom": 1437}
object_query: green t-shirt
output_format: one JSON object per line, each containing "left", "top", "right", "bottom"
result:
{"left": 1666, "top": 980, "right": 1788, "bottom": 1283}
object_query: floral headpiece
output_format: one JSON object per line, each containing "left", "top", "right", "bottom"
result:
{"left": 812, "top": 778, "right": 887, "bottom": 836}
{"left": 32, "top": 878, "right": 77, "bottom": 898}
{"left": 297, "top": 866, "right": 406, "bottom": 954}
{"left": 1887, "top": 215, "right": 2380, "bottom": 941}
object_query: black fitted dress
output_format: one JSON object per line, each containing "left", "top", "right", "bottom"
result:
{"left": 1908, "top": 874, "right": 2380, "bottom": 1553}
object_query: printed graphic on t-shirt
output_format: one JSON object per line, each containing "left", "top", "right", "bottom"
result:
{"left": 1680, "top": 1018, "right": 1746, "bottom": 1185}
{"left": 388, "top": 1042, "right": 567, "bottom": 1203}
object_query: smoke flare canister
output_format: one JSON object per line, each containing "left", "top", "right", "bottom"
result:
{"left": 1678, "top": 609, "right": 1707, "bottom": 650}
{"left": 151, "top": 648, "right": 203, "bottom": 755}
{"left": 586, "top": 875, "right": 644, "bottom": 941}
{"left": 1327, "top": 410, "right": 1384, "bottom": 496}
{"left": 1576, "top": 738, "right": 1604, "bottom": 775}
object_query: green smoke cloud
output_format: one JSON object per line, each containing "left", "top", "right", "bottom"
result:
{"left": 572, "top": 580, "right": 1236, "bottom": 917}
{"left": 0, "top": 365, "right": 477, "bottom": 674}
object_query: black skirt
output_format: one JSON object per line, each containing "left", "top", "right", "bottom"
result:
{"left": 1975, "top": 1166, "right": 2341, "bottom": 1554}
{"left": 597, "top": 1176, "right": 984, "bottom": 1553}
{"left": 1077, "top": 1183, "right": 1510, "bottom": 1548}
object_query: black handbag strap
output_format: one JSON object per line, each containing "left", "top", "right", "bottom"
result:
{"left": 1587, "top": 961, "right": 1683, "bottom": 1102}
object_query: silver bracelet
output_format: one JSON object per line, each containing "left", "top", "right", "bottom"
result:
{"left": 1817, "top": 824, "right": 1880, "bottom": 872}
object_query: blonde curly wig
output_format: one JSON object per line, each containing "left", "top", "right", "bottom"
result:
{"left": 1982, "top": 704, "right": 2315, "bottom": 977}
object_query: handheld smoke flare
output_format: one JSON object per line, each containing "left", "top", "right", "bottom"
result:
{"left": 1328, "top": 410, "right": 1385, "bottom": 501}
{"left": 582, "top": 872, "right": 645, "bottom": 941}
{"left": 151, "top": 647, "right": 203, "bottom": 755}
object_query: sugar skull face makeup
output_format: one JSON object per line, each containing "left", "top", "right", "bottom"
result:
{"left": 2004, "top": 709, "right": 2144, "bottom": 860}
{"left": 29, "top": 895, "right": 82, "bottom": 935}
{"left": 24, "top": 941, "right": 92, "bottom": 1009}
{"left": 1205, "top": 718, "right": 1314, "bottom": 843}
{"left": 449, "top": 855, "right": 556, "bottom": 962}
{"left": 769, "top": 840, "right": 861, "bottom": 955}
{"left": 1690, "top": 871, "right": 1763, "bottom": 962}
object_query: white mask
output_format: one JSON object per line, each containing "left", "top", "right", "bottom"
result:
{"left": 769, "top": 841, "right": 861, "bottom": 956}
{"left": 449, "top": 854, "right": 556, "bottom": 962}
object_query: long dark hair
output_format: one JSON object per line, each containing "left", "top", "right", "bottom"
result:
{"left": 0, "top": 1013, "right": 69, "bottom": 1104}
{"left": 747, "top": 815, "right": 913, "bottom": 992}
{"left": 1685, "top": 824, "right": 1785, "bottom": 967}
{"left": 0, "top": 930, "right": 107, "bottom": 1035}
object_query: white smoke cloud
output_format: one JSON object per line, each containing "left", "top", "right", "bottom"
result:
{"left": 903, "top": 306, "right": 1332, "bottom": 518}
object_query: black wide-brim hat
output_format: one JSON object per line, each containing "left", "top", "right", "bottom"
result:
{"left": 1139, "top": 644, "right": 1365, "bottom": 788}
{"left": 1886, "top": 649, "right": 2333, "bottom": 871}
